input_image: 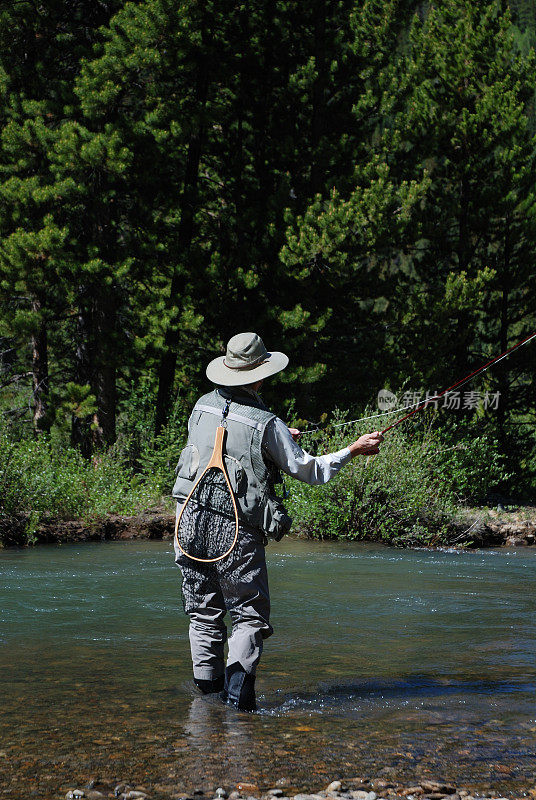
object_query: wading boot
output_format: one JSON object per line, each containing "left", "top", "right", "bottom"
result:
{"left": 219, "top": 662, "right": 257, "bottom": 712}
{"left": 193, "top": 675, "right": 224, "bottom": 695}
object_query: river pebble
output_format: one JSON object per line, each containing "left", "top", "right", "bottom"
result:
{"left": 422, "top": 783, "right": 457, "bottom": 795}
{"left": 123, "top": 792, "right": 150, "bottom": 799}
{"left": 61, "top": 777, "right": 534, "bottom": 800}
{"left": 293, "top": 795, "right": 325, "bottom": 800}
{"left": 237, "top": 785, "right": 260, "bottom": 795}
{"left": 327, "top": 783, "right": 343, "bottom": 794}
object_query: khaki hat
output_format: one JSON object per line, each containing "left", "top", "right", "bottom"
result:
{"left": 206, "top": 332, "right": 289, "bottom": 386}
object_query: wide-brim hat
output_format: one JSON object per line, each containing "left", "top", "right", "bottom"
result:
{"left": 206, "top": 332, "right": 289, "bottom": 387}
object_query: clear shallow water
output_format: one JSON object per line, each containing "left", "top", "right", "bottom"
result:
{"left": 0, "top": 539, "right": 535, "bottom": 799}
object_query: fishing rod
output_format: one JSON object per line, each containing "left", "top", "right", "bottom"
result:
{"left": 380, "top": 330, "right": 536, "bottom": 435}
{"left": 300, "top": 330, "right": 536, "bottom": 437}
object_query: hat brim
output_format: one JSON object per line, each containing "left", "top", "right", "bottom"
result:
{"left": 206, "top": 351, "right": 289, "bottom": 386}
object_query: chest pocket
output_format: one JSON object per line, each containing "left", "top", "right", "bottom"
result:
{"left": 174, "top": 444, "right": 200, "bottom": 481}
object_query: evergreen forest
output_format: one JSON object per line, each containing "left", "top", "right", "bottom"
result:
{"left": 1, "top": 0, "right": 536, "bottom": 537}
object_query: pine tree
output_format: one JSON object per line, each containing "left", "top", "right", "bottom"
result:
{"left": 378, "top": 0, "right": 536, "bottom": 462}
{"left": 0, "top": 1, "right": 121, "bottom": 439}
{"left": 279, "top": 0, "right": 427, "bottom": 418}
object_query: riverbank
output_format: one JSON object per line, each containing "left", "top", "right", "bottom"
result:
{"left": 1, "top": 506, "right": 536, "bottom": 548}
{"left": 61, "top": 775, "right": 536, "bottom": 800}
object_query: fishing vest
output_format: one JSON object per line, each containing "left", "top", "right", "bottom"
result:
{"left": 171, "top": 389, "right": 292, "bottom": 540}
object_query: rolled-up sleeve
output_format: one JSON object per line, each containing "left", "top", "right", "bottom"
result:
{"left": 262, "top": 417, "right": 352, "bottom": 485}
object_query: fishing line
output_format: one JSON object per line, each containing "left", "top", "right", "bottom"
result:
{"left": 300, "top": 330, "right": 536, "bottom": 437}
{"left": 381, "top": 330, "right": 536, "bottom": 434}
{"left": 301, "top": 399, "right": 426, "bottom": 434}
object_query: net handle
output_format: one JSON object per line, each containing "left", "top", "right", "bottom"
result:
{"left": 174, "top": 425, "right": 240, "bottom": 563}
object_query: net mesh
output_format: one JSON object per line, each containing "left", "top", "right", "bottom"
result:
{"left": 176, "top": 467, "right": 237, "bottom": 562}
{"left": 176, "top": 467, "right": 241, "bottom": 613}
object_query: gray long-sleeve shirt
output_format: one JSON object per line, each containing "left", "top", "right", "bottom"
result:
{"left": 262, "top": 416, "right": 352, "bottom": 485}
{"left": 217, "top": 386, "right": 353, "bottom": 486}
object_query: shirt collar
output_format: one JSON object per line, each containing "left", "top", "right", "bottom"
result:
{"left": 217, "top": 385, "right": 267, "bottom": 409}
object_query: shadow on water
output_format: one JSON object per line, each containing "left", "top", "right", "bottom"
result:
{"left": 178, "top": 680, "right": 536, "bottom": 793}
{"left": 184, "top": 694, "right": 257, "bottom": 750}
{"left": 261, "top": 675, "right": 536, "bottom": 715}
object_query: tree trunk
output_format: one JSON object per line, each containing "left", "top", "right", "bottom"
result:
{"left": 71, "top": 287, "right": 117, "bottom": 453}
{"left": 71, "top": 296, "right": 94, "bottom": 458}
{"left": 454, "top": 172, "right": 472, "bottom": 382}
{"left": 310, "top": 0, "right": 326, "bottom": 195}
{"left": 497, "top": 215, "right": 511, "bottom": 454}
{"left": 154, "top": 45, "right": 210, "bottom": 435}
{"left": 31, "top": 297, "right": 50, "bottom": 435}
{"left": 93, "top": 290, "right": 117, "bottom": 447}
{"left": 95, "top": 359, "right": 116, "bottom": 447}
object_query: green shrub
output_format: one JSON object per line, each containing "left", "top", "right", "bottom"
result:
{"left": 286, "top": 410, "right": 510, "bottom": 545}
{"left": 115, "top": 378, "right": 188, "bottom": 494}
{"left": 0, "top": 401, "right": 513, "bottom": 548}
{"left": 0, "top": 420, "right": 162, "bottom": 532}
{"left": 431, "top": 427, "right": 512, "bottom": 503}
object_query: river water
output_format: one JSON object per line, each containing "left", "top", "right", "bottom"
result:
{"left": 0, "top": 539, "right": 535, "bottom": 800}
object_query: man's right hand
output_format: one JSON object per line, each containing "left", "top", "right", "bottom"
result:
{"left": 348, "top": 431, "right": 384, "bottom": 457}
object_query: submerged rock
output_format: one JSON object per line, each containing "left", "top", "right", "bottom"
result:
{"left": 122, "top": 792, "right": 150, "bottom": 799}
{"left": 327, "top": 784, "right": 343, "bottom": 794}
{"left": 293, "top": 795, "right": 325, "bottom": 800}
{"left": 421, "top": 783, "right": 457, "bottom": 795}
{"left": 237, "top": 785, "right": 260, "bottom": 795}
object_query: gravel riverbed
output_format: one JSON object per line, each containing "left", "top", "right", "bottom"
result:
{"left": 62, "top": 777, "right": 536, "bottom": 800}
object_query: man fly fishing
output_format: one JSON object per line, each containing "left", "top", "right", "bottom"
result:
{"left": 172, "top": 332, "right": 384, "bottom": 711}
